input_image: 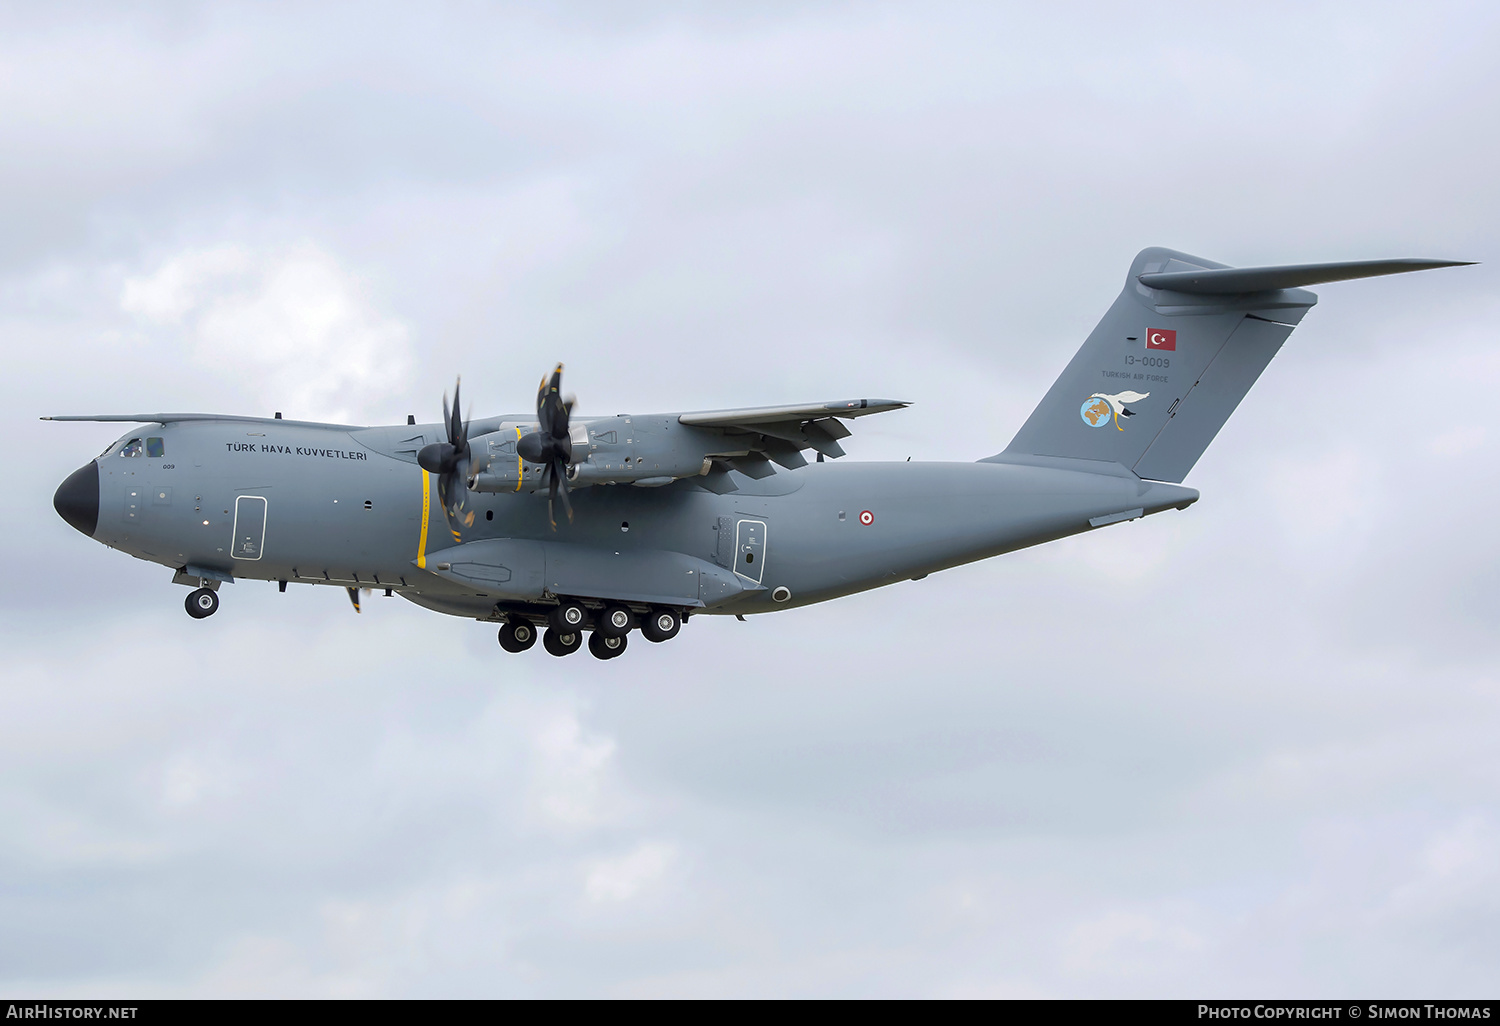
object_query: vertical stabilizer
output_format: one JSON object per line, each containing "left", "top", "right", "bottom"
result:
{"left": 997, "top": 247, "right": 1470, "bottom": 482}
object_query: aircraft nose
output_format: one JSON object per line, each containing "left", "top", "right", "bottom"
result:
{"left": 54, "top": 462, "right": 99, "bottom": 538}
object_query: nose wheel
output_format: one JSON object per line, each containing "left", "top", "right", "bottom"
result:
{"left": 185, "top": 588, "right": 219, "bottom": 619}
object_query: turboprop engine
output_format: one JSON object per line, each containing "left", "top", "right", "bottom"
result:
{"left": 466, "top": 415, "right": 715, "bottom": 493}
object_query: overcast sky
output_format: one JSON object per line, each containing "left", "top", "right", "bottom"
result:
{"left": 2, "top": 1, "right": 1498, "bottom": 997}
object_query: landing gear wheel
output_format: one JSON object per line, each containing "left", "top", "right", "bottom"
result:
{"left": 498, "top": 618, "right": 538, "bottom": 653}
{"left": 185, "top": 588, "right": 219, "bottom": 619}
{"left": 588, "top": 631, "right": 628, "bottom": 660}
{"left": 598, "top": 604, "right": 633, "bottom": 639}
{"left": 549, "top": 600, "right": 589, "bottom": 633}
{"left": 542, "top": 627, "right": 583, "bottom": 657}
{"left": 640, "top": 608, "right": 681, "bottom": 643}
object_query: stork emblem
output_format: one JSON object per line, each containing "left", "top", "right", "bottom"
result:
{"left": 1080, "top": 390, "right": 1150, "bottom": 430}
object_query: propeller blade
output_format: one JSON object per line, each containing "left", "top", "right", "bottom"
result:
{"left": 545, "top": 462, "right": 573, "bottom": 529}
{"left": 553, "top": 459, "right": 573, "bottom": 524}
{"left": 449, "top": 377, "right": 465, "bottom": 452}
{"left": 523, "top": 363, "right": 577, "bottom": 529}
{"left": 535, "top": 368, "right": 553, "bottom": 436}
{"left": 427, "top": 376, "right": 477, "bottom": 542}
{"left": 553, "top": 406, "right": 572, "bottom": 464}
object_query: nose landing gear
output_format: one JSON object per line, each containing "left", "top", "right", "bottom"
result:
{"left": 185, "top": 588, "right": 219, "bottom": 619}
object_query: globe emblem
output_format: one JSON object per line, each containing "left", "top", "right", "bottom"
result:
{"left": 1079, "top": 396, "right": 1112, "bottom": 428}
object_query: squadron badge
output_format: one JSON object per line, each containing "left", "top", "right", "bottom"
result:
{"left": 1080, "top": 390, "right": 1149, "bottom": 430}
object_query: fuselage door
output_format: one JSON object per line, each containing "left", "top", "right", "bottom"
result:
{"left": 734, "top": 518, "right": 767, "bottom": 584}
{"left": 232, "top": 495, "right": 267, "bottom": 560}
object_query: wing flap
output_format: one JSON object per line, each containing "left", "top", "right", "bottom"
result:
{"left": 678, "top": 399, "right": 908, "bottom": 427}
{"left": 678, "top": 398, "right": 907, "bottom": 464}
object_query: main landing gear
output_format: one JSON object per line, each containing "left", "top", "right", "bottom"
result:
{"left": 185, "top": 588, "right": 219, "bottom": 619}
{"left": 499, "top": 601, "right": 685, "bottom": 659}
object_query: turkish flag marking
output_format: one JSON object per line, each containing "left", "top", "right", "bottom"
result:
{"left": 1146, "top": 329, "right": 1176, "bottom": 351}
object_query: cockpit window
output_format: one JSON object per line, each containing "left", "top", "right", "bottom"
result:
{"left": 120, "top": 438, "right": 144, "bottom": 457}
{"left": 146, "top": 437, "right": 165, "bottom": 458}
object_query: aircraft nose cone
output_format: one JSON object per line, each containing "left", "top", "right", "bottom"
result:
{"left": 54, "top": 462, "right": 99, "bottom": 537}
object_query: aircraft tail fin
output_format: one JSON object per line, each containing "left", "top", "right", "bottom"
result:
{"left": 994, "top": 247, "right": 1472, "bottom": 482}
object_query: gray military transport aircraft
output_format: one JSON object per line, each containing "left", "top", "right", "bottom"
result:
{"left": 48, "top": 247, "right": 1470, "bottom": 660}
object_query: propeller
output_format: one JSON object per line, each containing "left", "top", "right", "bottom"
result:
{"left": 416, "top": 377, "right": 476, "bottom": 539}
{"left": 516, "top": 363, "right": 575, "bottom": 528}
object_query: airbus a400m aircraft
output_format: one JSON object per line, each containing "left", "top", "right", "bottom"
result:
{"left": 48, "top": 247, "right": 1469, "bottom": 660}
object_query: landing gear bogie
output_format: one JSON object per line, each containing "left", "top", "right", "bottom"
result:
{"left": 185, "top": 588, "right": 219, "bottom": 619}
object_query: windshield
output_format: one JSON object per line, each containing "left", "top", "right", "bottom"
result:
{"left": 106, "top": 433, "right": 165, "bottom": 459}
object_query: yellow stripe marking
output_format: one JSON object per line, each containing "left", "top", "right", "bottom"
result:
{"left": 514, "top": 426, "right": 523, "bottom": 491}
{"left": 417, "top": 470, "right": 431, "bottom": 568}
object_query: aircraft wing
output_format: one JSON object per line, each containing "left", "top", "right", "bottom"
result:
{"left": 41, "top": 413, "right": 360, "bottom": 428}
{"left": 677, "top": 398, "right": 909, "bottom": 471}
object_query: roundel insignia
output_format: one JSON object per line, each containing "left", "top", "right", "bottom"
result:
{"left": 859, "top": 510, "right": 874, "bottom": 525}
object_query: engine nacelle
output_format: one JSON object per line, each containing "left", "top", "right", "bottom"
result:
{"left": 466, "top": 416, "right": 713, "bottom": 493}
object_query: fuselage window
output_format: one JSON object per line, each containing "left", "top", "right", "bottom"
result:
{"left": 120, "top": 438, "right": 144, "bottom": 457}
{"left": 146, "top": 437, "right": 165, "bottom": 458}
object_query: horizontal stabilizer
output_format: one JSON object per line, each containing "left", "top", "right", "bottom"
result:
{"left": 1138, "top": 258, "right": 1473, "bottom": 295}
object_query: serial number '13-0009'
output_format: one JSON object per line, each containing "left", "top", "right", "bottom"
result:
{"left": 1125, "top": 355, "right": 1170, "bottom": 368}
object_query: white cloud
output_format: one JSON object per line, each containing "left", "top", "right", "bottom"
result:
{"left": 584, "top": 842, "right": 677, "bottom": 903}
{"left": 527, "top": 710, "right": 619, "bottom": 829}
{"left": 121, "top": 244, "right": 412, "bottom": 423}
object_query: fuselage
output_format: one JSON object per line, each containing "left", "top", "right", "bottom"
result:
{"left": 58, "top": 416, "right": 1197, "bottom": 622}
